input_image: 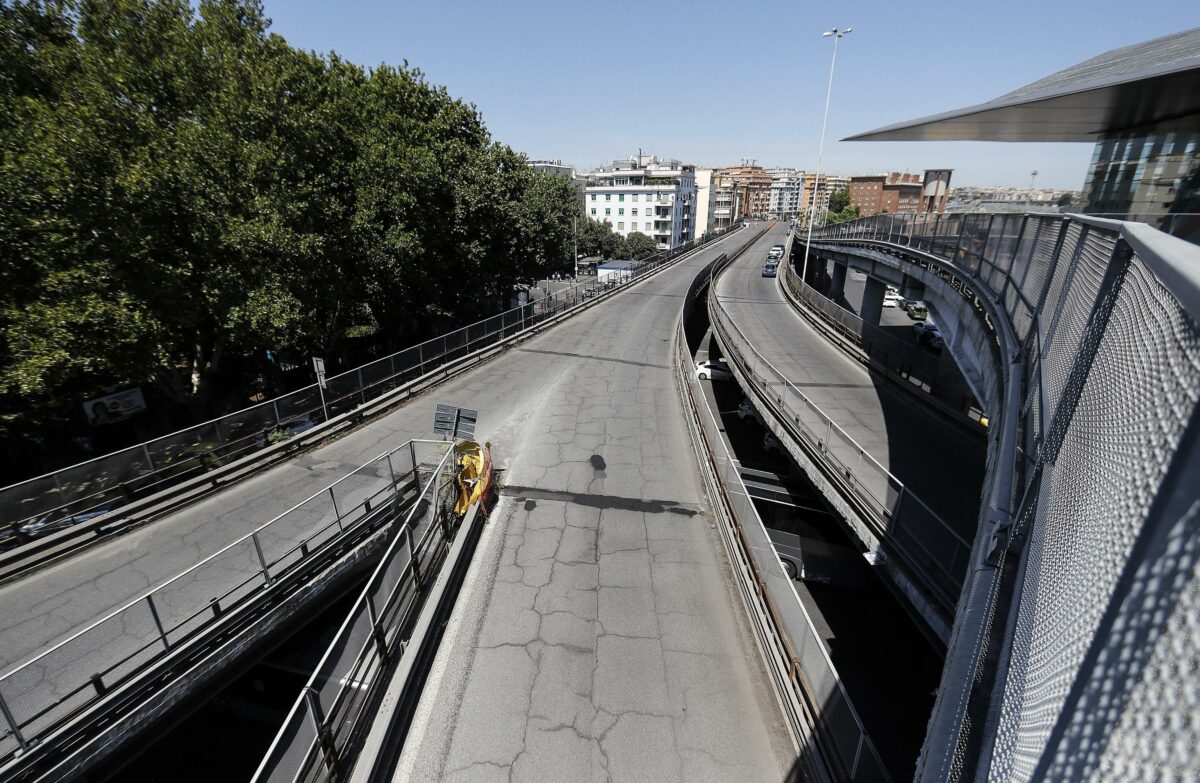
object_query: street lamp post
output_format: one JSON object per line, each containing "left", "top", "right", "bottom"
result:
{"left": 574, "top": 215, "right": 579, "bottom": 280}
{"left": 801, "top": 26, "right": 852, "bottom": 287}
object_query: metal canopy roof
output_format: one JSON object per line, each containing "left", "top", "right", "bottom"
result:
{"left": 847, "top": 28, "right": 1200, "bottom": 142}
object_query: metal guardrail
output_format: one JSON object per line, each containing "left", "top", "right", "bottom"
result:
{"left": 0, "top": 226, "right": 743, "bottom": 565}
{"left": 675, "top": 242, "right": 889, "bottom": 782}
{"left": 0, "top": 439, "right": 450, "bottom": 770}
{"left": 252, "top": 442, "right": 471, "bottom": 783}
{"left": 708, "top": 285, "right": 970, "bottom": 616}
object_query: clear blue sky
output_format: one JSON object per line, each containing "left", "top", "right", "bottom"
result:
{"left": 260, "top": 0, "right": 1199, "bottom": 189}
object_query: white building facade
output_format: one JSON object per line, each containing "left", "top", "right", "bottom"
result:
{"left": 768, "top": 168, "right": 805, "bottom": 218}
{"left": 582, "top": 154, "right": 697, "bottom": 249}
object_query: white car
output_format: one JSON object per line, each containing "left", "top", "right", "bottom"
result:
{"left": 695, "top": 359, "right": 732, "bottom": 381}
{"left": 883, "top": 291, "right": 904, "bottom": 308}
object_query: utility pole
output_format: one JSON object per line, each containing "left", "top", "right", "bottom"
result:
{"left": 802, "top": 26, "right": 852, "bottom": 287}
{"left": 574, "top": 215, "right": 579, "bottom": 280}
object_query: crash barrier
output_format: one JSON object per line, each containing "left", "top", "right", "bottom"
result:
{"left": 0, "top": 225, "right": 744, "bottom": 573}
{"left": 779, "top": 261, "right": 985, "bottom": 426}
{"left": 709, "top": 284, "right": 969, "bottom": 619}
{"left": 0, "top": 439, "right": 450, "bottom": 773}
{"left": 676, "top": 242, "right": 889, "bottom": 782}
{"left": 809, "top": 213, "right": 1200, "bottom": 782}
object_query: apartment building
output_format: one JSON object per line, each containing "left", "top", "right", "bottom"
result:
{"left": 714, "top": 162, "right": 772, "bottom": 219}
{"left": 849, "top": 169, "right": 954, "bottom": 215}
{"left": 768, "top": 168, "right": 805, "bottom": 218}
{"left": 583, "top": 154, "right": 697, "bottom": 249}
{"left": 801, "top": 174, "right": 851, "bottom": 224}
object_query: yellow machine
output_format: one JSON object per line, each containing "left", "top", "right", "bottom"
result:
{"left": 452, "top": 440, "right": 493, "bottom": 516}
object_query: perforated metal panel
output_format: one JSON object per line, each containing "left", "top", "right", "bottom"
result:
{"left": 987, "top": 254, "right": 1200, "bottom": 782}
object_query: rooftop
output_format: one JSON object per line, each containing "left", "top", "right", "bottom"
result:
{"left": 847, "top": 27, "right": 1200, "bottom": 142}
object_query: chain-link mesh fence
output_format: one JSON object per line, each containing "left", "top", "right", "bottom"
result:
{"left": 810, "top": 213, "right": 1200, "bottom": 782}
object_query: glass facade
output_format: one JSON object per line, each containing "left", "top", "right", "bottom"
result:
{"left": 1082, "top": 113, "right": 1200, "bottom": 243}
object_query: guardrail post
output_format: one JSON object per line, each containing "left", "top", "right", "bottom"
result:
{"left": 365, "top": 595, "right": 389, "bottom": 662}
{"left": 357, "top": 368, "right": 366, "bottom": 404}
{"left": 304, "top": 687, "right": 339, "bottom": 774}
{"left": 407, "top": 530, "right": 421, "bottom": 587}
{"left": 329, "top": 487, "right": 343, "bottom": 531}
{"left": 0, "top": 692, "right": 28, "bottom": 751}
{"left": 272, "top": 400, "right": 281, "bottom": 426}
{"left": 385, "top": 452, "right": 398, "bottom": 493}
{"left": 145, "top": 594, "right": 171, "bottom": 651}
{"left": 251, "top": 531, "right": 273, "bottom": 585}
{"left": 141, "top": 444, "right": 156, "bottom": 471}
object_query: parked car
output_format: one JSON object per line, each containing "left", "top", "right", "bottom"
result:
{"left": 695, "top": 359, "right": 732, "bottom": 381}
{"left": 762, "top": 432, "right": 785, "bottom": 456}
{"left": 761, "top": 263, "right": 778, "bottom": 278}
{"left": 883, "top": 291, "right": 904, "bottom": 308}
{"left": 905, "top": 300, "right": 929, "bottom": 320}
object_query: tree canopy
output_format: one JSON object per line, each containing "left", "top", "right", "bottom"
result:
{"left": 619, "top": 232, "right": 658, "bottom": 261}
{"left": 0, "top": 0, "right": 581, "bottom": 475}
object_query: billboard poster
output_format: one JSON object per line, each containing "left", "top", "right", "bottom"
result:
{"left": 84, "top": 387, "right": 147, "bottom": 426}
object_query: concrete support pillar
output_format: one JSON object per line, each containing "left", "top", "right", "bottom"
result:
{"left": 829, "top": 262, "right": 848, "bottom": 300}
{"left": 901, "top": 273, "right": 925, "bottom": 303}
{"left": 860, "top": 276, "right": 886, "bottom": 326}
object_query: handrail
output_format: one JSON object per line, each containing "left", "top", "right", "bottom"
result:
{"left": 0, "top": 439, "right": 448, "bottom": 766}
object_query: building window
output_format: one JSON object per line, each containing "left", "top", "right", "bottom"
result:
{"left": 618, "top": 208, "right": 624, "bottom": 215}
{"left": 605, "top": 208, "right": 611, "bottom": 215}
{"left": 590, "top": 194, "right": 596, "bottom": 201}
{"left": 591, "top": 208, "right": 596, "bottom": 215}
{"left": 645, "top": 222, "right": 651, "bottom": 231}
{"left": 605, "top": 194, "right": 611, "bottom": 201}
{"left": 632, "top": 208, "right": 638, "bottom": 216}
{"left": 618, "top": 222, "right": 624, "bottom": 230}
{"left": 619, "top": 194, "right": 625, "bottom": 202}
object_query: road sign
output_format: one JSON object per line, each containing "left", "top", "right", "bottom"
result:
{"left": 433, "top": 404, "right": 478, "bottom": 439}
{"left": 313, "top": 357, "right": 327, "bottom": 389}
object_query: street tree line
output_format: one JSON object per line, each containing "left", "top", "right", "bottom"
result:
{"left": 0, "top": 0, "right": 582, "bottom": 476}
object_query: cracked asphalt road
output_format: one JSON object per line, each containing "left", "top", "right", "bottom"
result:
{"left": 0, "top": 228, "right": 791, "bottom": 779}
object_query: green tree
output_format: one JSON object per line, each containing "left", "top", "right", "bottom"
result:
{"left": 1056, "top": 192, "right": 1076, "bottom": 207}
{"left": 577, "top": 217, "right": 622, "bottom": 259}
{"left": 828, "top": 188, "right": 851, "bottom": 213}
{"left": 619, "top": 231, "right": 658, "bottom": 260}
{"left": 0, "top": 0, "right": 584, "bottom": 478}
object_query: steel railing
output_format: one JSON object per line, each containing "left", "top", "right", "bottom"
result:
{"left": 252, "top": 442, "right": 467, "bottom": 783}
{"left": 0, "top": 439, "right": 451, "bottom": 768}
{"left": 676, "top": 244, "right": 889, "bottom": 782}
{"left": 1, "top": 226, "right": 742, "bottom": 554}
{"left": 709, "top": 284, "right": 971, "bottom": 615}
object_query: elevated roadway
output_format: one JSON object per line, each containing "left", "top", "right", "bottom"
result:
{"left": 0, "top": 229, "right": 791, "bottom": 780}
{"left": 711, "top": 226, "right": 986, "bottom": 636}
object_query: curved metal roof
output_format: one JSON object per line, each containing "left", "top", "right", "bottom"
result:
{"left": 847, "top": 28, "right": 1200, "bottom": 142}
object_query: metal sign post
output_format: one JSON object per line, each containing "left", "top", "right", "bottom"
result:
{"left": 313, "top": 357, "right": 329, "bottom": 422}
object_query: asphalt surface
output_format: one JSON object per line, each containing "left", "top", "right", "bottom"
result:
{"left": 0, "top": 229, "right": 791, "bottom": 781}
{"left": 713, "top": 227, "right": 986, "bottom": 550}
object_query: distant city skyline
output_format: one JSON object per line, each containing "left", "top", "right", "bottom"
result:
{"left": 261, "top": 0, "right": 1196, "bottom": 190}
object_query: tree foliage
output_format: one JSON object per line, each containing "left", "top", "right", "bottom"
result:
{"left": 824, "top": 189, "right": 859, "bottom": 225}
{"left": 0, "top": 0, "right": 580, "bottom": 469}
{"left": 619, "top": 232, "right": 658, "bottom": 261}
{"left": 577, "top": 217, "right": 622, "bottom": 260}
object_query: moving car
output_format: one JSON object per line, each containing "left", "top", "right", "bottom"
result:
{"left": 695, "top": 359, "right": 732, "bottom": 381}
{"left": 905, "top": 300, "right": 929, "bottom": 320}
{"left": 768, "top": 244, "right": 785, "bottom": 260}
{"left": 883, "top": 291, "right": 904, "bottom": 308}
{"left": 762, "top": 432, "right": 784, "bottom": 456}
{"left": 912, "top": 320, "right": 939, "bottom": 339}
{"left": 761, "top": 263, "right": 778, "bottom": 278}
{"left": 737, "top": 399, "right": 764, "bottom": 425}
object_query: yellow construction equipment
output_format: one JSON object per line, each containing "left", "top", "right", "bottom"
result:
{"left": 452, "top": 440, "right": 493, "bottom": 516}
